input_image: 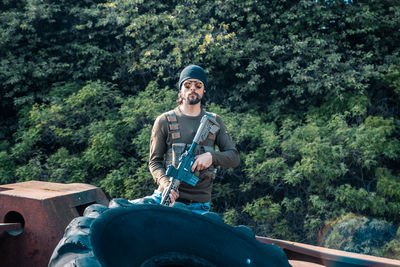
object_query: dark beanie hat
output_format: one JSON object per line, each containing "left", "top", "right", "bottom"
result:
{"left": 178, "top": 65, "right": 208, "bottom": 90}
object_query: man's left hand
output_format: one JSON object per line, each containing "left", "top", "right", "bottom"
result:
{"left": 192, "top": 152, "right": 212, "bottom": 172}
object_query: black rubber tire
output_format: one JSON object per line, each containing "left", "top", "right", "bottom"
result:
{"left": 49, "top": 199, "right": 291, "bottom": 267}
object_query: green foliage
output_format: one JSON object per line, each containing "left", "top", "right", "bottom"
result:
{"left": 376, "top": 168, "right": 400, "bottom": 202}
{"left": 243, "top": 196, "right": 282, "bottom": 224}
{"left": 0, "top": 151, "right": 15, "bottom": 184}
{"left": 242, "top": 196, "right": 293, "bottom": 239}
{"left": 381, "top": 227, "right": 400, "bottom": 260}
{"left": 46, "top": 148, "right": 88, "bottom": 183}
{"left": 350, "top": 116, "right": 400, "bottom": 169}
{"left": 321, "top": 214, "right": 397, "bottom": 256}
{"left": 385, "top": 63, "right": 400, "bottom": 100}
{"left": 222, "top": 209, "right": 239, "bottom": 226}
{"left": 1, "top": 0, "right": 400, "bottom": 259}
{"left": 334, "top": 184, "right": 400, "bottom": 220}
{"left": 281, "top": 119, "right": 349, "bottom": 190}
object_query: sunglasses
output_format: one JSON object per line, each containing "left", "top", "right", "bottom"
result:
{"left": 183, "top": 80, "right": 204, "bottom": 90}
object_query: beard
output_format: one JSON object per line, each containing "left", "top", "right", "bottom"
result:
{"left": 186, "top": 93, "right": 201, "bottom": 105}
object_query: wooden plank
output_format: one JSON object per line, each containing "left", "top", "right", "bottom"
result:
{"left": 256, "top": 236, "right": 400, "bottom": 267}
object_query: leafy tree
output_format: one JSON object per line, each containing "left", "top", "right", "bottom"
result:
{"left": 1, "top": 0, "right": 400, "bottom": 259}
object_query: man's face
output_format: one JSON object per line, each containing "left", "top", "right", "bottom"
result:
{"left": 180, "top": 79, "right": 205, "bottom": 105}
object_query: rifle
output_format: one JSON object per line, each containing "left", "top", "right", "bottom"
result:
{"left": 160, "top": 114, "right": 220, "bottom": 206}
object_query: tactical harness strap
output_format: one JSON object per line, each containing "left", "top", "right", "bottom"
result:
{"left": 166, "top": 111, "right": 216, "bottom": 143}
{"left": 205, "top": 112, "right": 217, "bottom": 141}
{"left": 167, "top": 111, "right": 181, "bottom": 142}
{"left": 165, "top": 111, "right": 218, "bottom": 180}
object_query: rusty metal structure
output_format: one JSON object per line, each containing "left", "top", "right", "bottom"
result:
{"left": 0, "top": 181, "right": 108, "bottom": 267}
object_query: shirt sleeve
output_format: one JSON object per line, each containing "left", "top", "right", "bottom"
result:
{"left": 148, "top": 114, "right": 170, "bottom": 188}
{"left": 211, "top": 115, "right": 240, "bottom": 168}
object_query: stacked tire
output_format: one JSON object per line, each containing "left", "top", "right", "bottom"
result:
{"left": 49, "top": 199, "right": 291, "bottom": 267}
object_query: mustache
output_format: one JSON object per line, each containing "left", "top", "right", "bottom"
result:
{"left": 189, "top": 92, "right": 200, "bottom": 97}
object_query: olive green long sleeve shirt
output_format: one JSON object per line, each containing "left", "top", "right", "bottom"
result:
{"left": 149, "top": 107, "right": 240, "bottom": 203}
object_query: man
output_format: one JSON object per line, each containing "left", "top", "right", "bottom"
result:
{"left": 147, "top": 64, "right": 240, "bottom": 213}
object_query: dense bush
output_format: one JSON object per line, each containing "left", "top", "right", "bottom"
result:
{"left": 1, "top": 0, "right": 400, "bottom": 259}
{"left": 320, "top": 214, "right": 398, "bottom": 257}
